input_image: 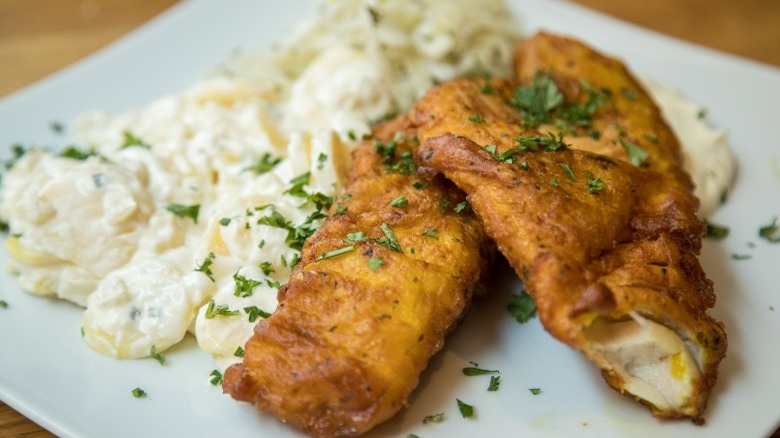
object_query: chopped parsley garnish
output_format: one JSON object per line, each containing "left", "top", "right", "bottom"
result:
{"left": 204, "top": 299, "right": 239, "bottom": 319}
{"left": 258, "top": 261, "right": 275, "bottom": 275}
{"left": 317, "top": 152, "right": 328, "bottom": 170}
{"left": 456, "top": 399, "right": 474, "bottom": 418}
{"left": 367, "top": 257, "right": 384, "bottom": 270}
{"left": 0, "top": 299, "right": 7, "bottom": 308}
{"left": 166, "top": 203, "right": 200, "bottom": 223}
{"left": 376, "top": 223, "right": 402, "bottom": 252}
{"left": 488, "top": 375, "right": 501, "bottom": 391}
{"left": 560, "top": 163, "right": 575, "bottom": 181}
{"left": 439, "top": 197, "right": 451, "bottom": 212}
{"left": 468, "top": 113, "right": 485, "bottom": 124}
{"left": 511, "top": 71, "right": 609, "bottom": 130}
{"left": 758, "top": 216, "right": 780, "bottom": 243}
{"left": 463, "top": 367, "right": 499, "bottom": 376}
{"left": 209, "top": 369, "right": 223, "bottom": 386}
{"left": 390, "top": 196, "right": 408, "bottom": 208}
{"left": 422, "top": 229, "right": 439, "bottom": 240}
{"left": 704, "top": 220, "right": 730, "bottom": 239}
{"left": 347, "top": 130, "right": 357, "bottom": 141}
{"left": 373, "top": 132, "right": 416, "bottom": 174}
{"left": 620, "top": 88, "right": 637, "bottom": 101}
{"left": 150, "top": 345, "right": 166, "bottom": 365}
{"left": 131, "top": 387, "right": 147, "bottom": 398}
{"left": 233, "top": 346, "right": 245, "bottom": 358}
{"left": 335, "top": 203, "right": 348, "bottom": 215}
{"left": 4, "top": 144, "right": 27, "bottom": 170}
{"left": 412, "top": 180, "right": 429, "bottom": 190}
{"left": 284, "top": 172, "right": 311, "bottom": 198}
{"left": 454, "top": 201, "right": 472, "bottom": 214}
{"left": 50, "top": 121, "right": 64, "bottom": 134}
{"left": 219, "top": 217, "right": 232, "bottom": 226}
{"left": 586, "top": 171, "right": 605, "bottom": 193}
{"left": 244, "top": 152, "right": 283, "bottom": 174}
{"left": 316, "top": 246, "right": 354, "bottom": 261}
{"left": 644, "top": 133, "right": 659, "bottom": 144}
{"left": 59, "top": 146, "right": 97, "bottom": 160}
{"left": 508, "top": 290, "right": 537, "bottom": 323}
{"left": 257, "top": 209, "right": 290, "bottom": 229}
{"left": 422, "top": 413, "right": 445, "bottom": 424}
{"left": 121, "top": 131, "right": 152, "bottom": 149}
{"left": 233, "top": 272, "right": 263, "bottom": 298}
{"left": 484, "top": 144, "right": 498, "bottom": 159}
{"left": 618, "top": 135, "right": 649, "bottom": 167}
{"left": 244, "top": 306, "right": 272, "bottom": 323}
{"left": 731, "top": 253, "right": 752, "bottom": 260}
{"left": 529, "top": 388, "right": 542, "bottom": 395}
{"left": 345, "top": 231, "right": 368, "bottom": 242}
{"left": 195, "top": 252, "right": 216, "bottom": 281}
{"left": 550, "top": 178, "right": 559, "bottom": 187}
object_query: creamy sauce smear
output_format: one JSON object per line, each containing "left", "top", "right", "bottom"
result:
{"left": 0, "top": 0, "right": 734, "bottom": 368}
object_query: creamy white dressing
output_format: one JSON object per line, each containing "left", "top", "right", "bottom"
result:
{"left": 642, "top": 77, "right": 736, "bottom": 218}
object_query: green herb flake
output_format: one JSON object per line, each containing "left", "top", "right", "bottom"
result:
{"left": 560, "top": 163, "right": 575, "bottom": 181}
{"left": 131, "top": 387, "right": 147, "bottom": 398}
{"left": 508, "top": 290, "right": 537, "bottom": 323}
{"left": 244, "top": 306, "right": 272, "bottom": 323}
{"left": 439, "top": 197, "right": 451, "bottom": 212}
{"left": 368, "top": 257, "right": 384, "bottom": 270}
{"left": 258, "top": 261, "right": 275, "bottom": 276}
{"left": 462, "top": 367, "right": 499, "bottom": 376}
{"left": 244, "top": 152, "right": 283, "bottom": 174}
{"left": 422, "top": 413, "right": 445, "bottom": 424}
{"left": 347, "top": 130, "right": 357, "bottom": 141}
{"left": 620, "top": 88, "right": 637, "bottom": 101}
{"left": 644, "top": 133, "right": 659, "bottom": 144}
{"left": 377, "top": 223, "right": 402, "bottom": 252}
{"left": 317, "top": 152, "right": 328, "bottom": 170}
{"left": 316, "top": 246, "right": 354, "bottom": 261}
{"left": 529, "top": 387, "right": 542, "bottom": 395}
{"left": 121, "top": 131, "right": 152, "bottom": 149}
{"left": 619, "top": 135, "right": 649, "bottom": 166}
{"left": 454, "top": 201, "right": 472, "bottom": 214}
{"left": 422, "top": 229, "right": 439, "bottom": 240}
{"left": 759, "top": 216, "right": 780, "bottom": 243}
{"left": 234, "top": 346, "right": 245, "bottom": 358}
{"left": 488, "top": 375, "right": 501, "bottom": 391}
{"left": 150, "top": 345, "right": 166, "bottom": 365}
{"left": 586, "top": 171, "right": 605, "bottom": 193}
{"left": 166, "top": 203, "right": 200, "bottom": 223}
{"left": 550, "top": 178, "right": 559, "bottom": 187}
{"left": 345, "top": 231, "right": 368, "bottom": 243}
{"left": 59, "top": 146, "right": 97, "bottom": 160}
{"left": 219, "top": 217, "right": 232, "bottom": 226}
{"left": 731, "top": 253, "right": 752, "bottom": 260}
{"left": 390, "top": 196, "right": 408, "bottom": 208}
{"left": 335, "top": 203, "right": 348, "bottom": 215}
{"left": 468, "top": 113, "right": 485, "bottom": 124}
{"left": 195, "top": 252, "right": 216, "bottom": 281}
{"left": 0, "top": 300, "right": 8, "bottom": 308}
{"left": 233, "top": 272, "right": 263, "bottom": 298}
{"left": 705, "top": 220, "right": 730, "bottom": 239}
{"left": 50, "top": 121, "right": 64, "bottom": 134}
{"left": 209, "top": 369, "right": 223, "bottom": 386}
{"left": 412, "top": 180, "right": 429, "bottom": 190}
{"left": 204, "top": 299, "right": 240, "bottom": 319}
{"left": 456, "top": 399, "right": 474, "bottom": 418}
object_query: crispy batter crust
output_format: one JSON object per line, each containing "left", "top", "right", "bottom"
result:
{"left": 223, "top": 117, "right": 493, "bottom": 437}
{"left": 412, "top": 32, "right": 726, "bottom": 419}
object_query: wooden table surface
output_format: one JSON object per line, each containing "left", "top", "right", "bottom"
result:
{"left": 0, "top": 0, "right": 778, "bottom": 436}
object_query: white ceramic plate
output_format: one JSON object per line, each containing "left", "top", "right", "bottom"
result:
{"left": 1, "top": 1, "right": 779, "bottom": 437}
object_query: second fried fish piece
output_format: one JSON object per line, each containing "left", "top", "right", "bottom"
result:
{"left": 222, "top": 116, "right": 492, "bottom": 437}
{"left": 411, "top": 33, "right": 726, "bottom": 421}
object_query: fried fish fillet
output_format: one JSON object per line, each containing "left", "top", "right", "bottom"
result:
{"left": 222, "top": 116, "right": 492, "bottom": 437}
{"left": 411, "top": 32, "right": 726, "bottom": 420}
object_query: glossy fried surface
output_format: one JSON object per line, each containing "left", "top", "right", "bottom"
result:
{"left": 411, "top": 33, "right": 726, "bottom": 420}
{"left": 222, "top": 117, "right": 492, "bottom": 437}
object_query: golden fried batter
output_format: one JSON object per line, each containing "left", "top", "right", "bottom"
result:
{"left": 411, "top": 32, "right": 726, "bottom": 420}
{"left": 223, "top": 117, "right": 493, "bottom": 437}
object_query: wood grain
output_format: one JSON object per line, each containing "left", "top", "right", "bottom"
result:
{"left": 0, "top": 0, "right": 778, "bottom": 436}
